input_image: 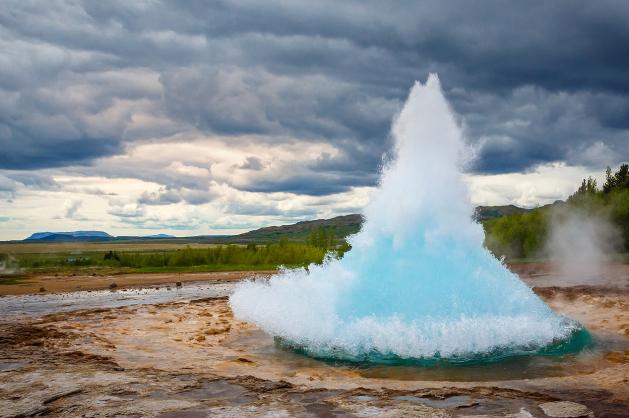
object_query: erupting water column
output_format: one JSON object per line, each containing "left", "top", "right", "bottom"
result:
{"left": 230, "top": 75, "right": 584, "bottom": 362}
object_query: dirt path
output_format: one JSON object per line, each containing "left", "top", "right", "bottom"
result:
{"left": 0, "top": 270, "right": 276, "bottom": 295}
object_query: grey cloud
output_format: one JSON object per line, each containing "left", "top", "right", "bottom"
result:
{"left": 244, "top": 171, "right": 375, "bottom": 196}
{"left": 182, "top": 189, "right": 214, "bottom": 205}
{"left": 239, "top": 157, "right": 264, "bottom": 171}
{"left": 62, "top": 186, "right": 117, "bottom": 196}
{"left": 63, "top": 199, "right": 84, "bottom": 219}
{"left": 160, "top": 66, "right": 396, "bottom": 194}
{"left": 0, "top": 21, "right": 162, "bottom": 169}
{"left": 107, "top": 204, "right": 146, "bottom": 218}
{"left": 0, "top": 76, "right": 132, "bottom": 169}
{"left": 223, "top": 200, "right": 317, "bottom": 218}
{"left": 1, "top": 0, "right": 628, "bottom": 191}
{"left": 453, "top": 87, "right": 629, "bottom": 173}
{"left": 0, "top": 175, "right": 18, "bottom": 192}
{"left": 232, "top": 148, "right": 381, "bottom": 196}
{"left": 4, "top": 172, "right": 59, "bottom": 190}
{"left": 138, "top": 186, "right": 214, "bottom": 206}
{"left": 76, "top": 158, "right": 212, "bottom": 192}
{"left": 0, "top": 131, "right": 123, "bottom": 170}
{"left": 160, "top": 67, "right": 376, "bottom": 139}
{"left": 113, "top": 212, "right": 206, "bottom": 231}
{"left": 138, "top": 188, "right": 182, "bottom": 206}
{"left": 224, "top": 202, "right": 282, "bottom": 217}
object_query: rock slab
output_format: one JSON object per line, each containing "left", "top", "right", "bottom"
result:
{"left": 539, "top": 401, "right": 594, "bottom": 418}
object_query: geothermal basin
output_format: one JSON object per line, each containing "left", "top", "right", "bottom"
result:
{"left": 0, "top": 264, "right": 627, "bottom": 417}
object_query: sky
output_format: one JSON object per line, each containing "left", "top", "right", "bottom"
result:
{"left": 1, "top": 1, "right": 628, "bottom": 240}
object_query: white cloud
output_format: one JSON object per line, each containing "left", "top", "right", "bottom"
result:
{"left": 1, "top": 129, "right": 612, "bottom": 241}
{"left": 466, "top": 163, "right": 605, "bottom": 208}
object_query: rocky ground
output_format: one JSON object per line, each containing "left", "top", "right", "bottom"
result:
{"left": 0, "top": 265, "right": 627, "bottom": 417}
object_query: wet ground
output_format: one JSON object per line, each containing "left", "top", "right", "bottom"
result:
{"left": 1, "top": 264, "right": 627, "bottom": 417}
{"left": 0, "top": 270, "right": 274, "bottom": 295}
{"left": 0, "top": 281, "right": 235, "bottom": 318}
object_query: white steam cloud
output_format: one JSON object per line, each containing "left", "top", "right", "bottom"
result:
{"left": 547, "top": 209, "right": 620, "bottom": 280}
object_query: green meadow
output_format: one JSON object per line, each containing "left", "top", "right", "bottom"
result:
{"left": 0, "top": 230, "right": 351, "bottom": 277}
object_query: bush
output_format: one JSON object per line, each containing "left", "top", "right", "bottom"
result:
{"left": 484, "top": 210, "right": 548, "bottom": 259}
{"left": 111, "top": 243, "right": 333, "bottom": 269}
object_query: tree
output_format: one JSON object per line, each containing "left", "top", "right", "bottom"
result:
{"left": 569, "top": 176, "right": 598, "bottom": 201}
{"left": 603, "top": 163, "right": 629, "bottom": 194}
{"left": 307, "top": 226, "right": 337, "bottom": 249}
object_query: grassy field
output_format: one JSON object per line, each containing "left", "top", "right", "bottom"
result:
{"left": 0, "top": 240, "right": 347, "bottom": 279}
{"left": 0, "top": 241, "right": 225, "bottom": 254}
{"left": 0, "top": 221, "right": 357, "bottom": 285}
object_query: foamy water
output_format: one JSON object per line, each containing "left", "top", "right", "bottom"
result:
{"left": 230, "top": 75, "right": 580, "bottom": 360}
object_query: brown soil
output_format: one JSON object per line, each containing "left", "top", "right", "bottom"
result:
{"left": 0, "top": 270, "right": 276, "bottom": 295}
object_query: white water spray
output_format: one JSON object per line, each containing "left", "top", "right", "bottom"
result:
{"left": 230, "top": 75, "right": 579, "bottom": 360}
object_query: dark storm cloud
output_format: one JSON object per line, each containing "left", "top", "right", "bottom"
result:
{"left": 453, "top": 87, "right": 629, "bottom": 173}
{"left": 1, "top": 0, "right": 628, "bottom": 193}
{"left": 245, "top": 170, "right": 376, "bottom": 196}
{"left": 0, "top": 133, "right": 122, "bottom": 170}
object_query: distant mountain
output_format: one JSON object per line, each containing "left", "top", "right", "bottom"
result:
{"left": 25, "top": 231, "right": 113, "bottom": 241}
{"left": 474, "top": 205, "right": 531, "bottom": 221}
{"left": 23, "top": 231, "right": 176, "bottom": 242}
{"left": 20, "top": 205, "right": 535, "bottom": 243}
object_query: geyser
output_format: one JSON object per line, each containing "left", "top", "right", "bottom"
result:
{"left": 230, "top": 75, "right": 586, "bottom": 363}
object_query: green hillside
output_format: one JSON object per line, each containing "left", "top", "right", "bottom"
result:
{"left": 227, "top": 214, "right": 363, "bottom": 243}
